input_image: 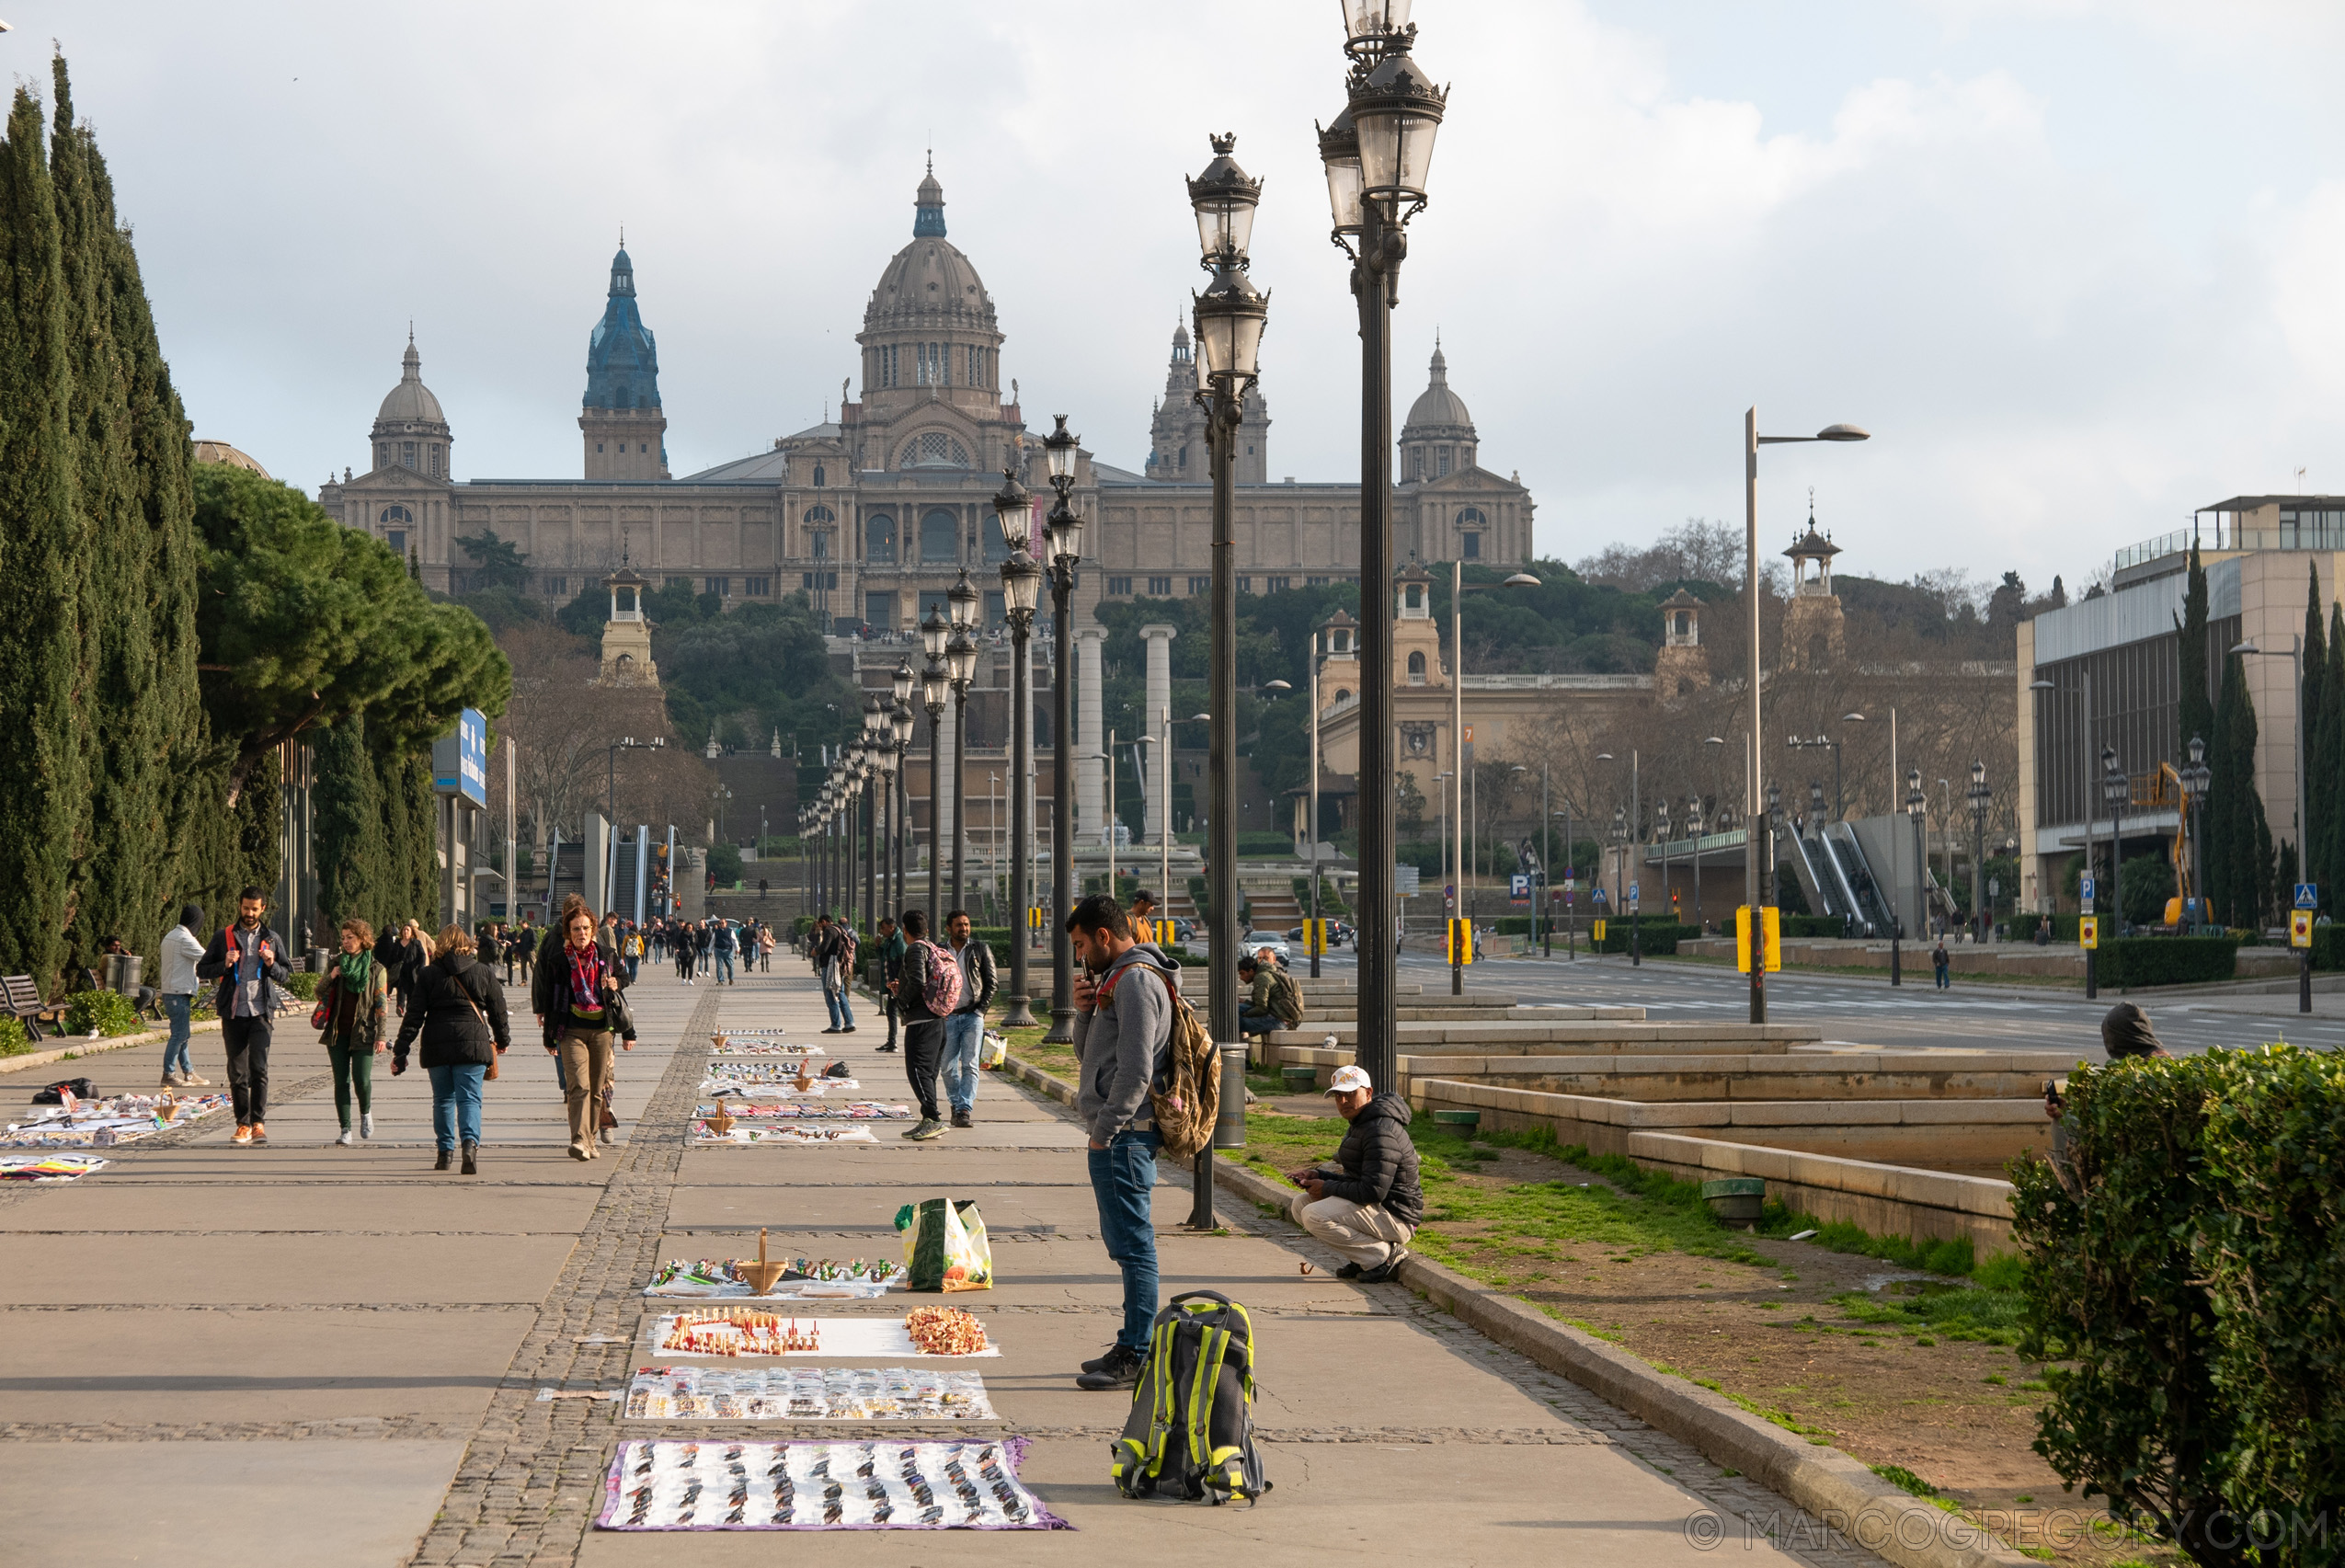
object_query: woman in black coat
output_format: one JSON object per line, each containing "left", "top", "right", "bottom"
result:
{"left": 393, "top": 924, "right": 512, "bottom": 1175}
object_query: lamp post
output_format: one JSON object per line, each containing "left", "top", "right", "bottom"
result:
{"left": 993, "top": 467, "right": 1043, "bottom": 1028}
{"left": 1609, "top": 803, "right": 1627, "bottom": 948}
{"left": 1309, "top": 627, "right": 1325, "bottom": 979}
{"left": 1445, "top": 562, "right": 1539, "bottom": 988}
{"left": 1786, "top": 714, "right": 1865, "bottom": 820}
{"left": 2179, "top": 735, "right": 2210, "bottom": 928}
{"left": 891, "top": 690, "right": 914, "bottom": 921}
{"left": 1894, "top": 766, "right": 1924, "bottom": 983}
{"left": 1039, "top": 416, "right": 1087, "bottom": 1046}
{"left": 1965, "top": 761, "right": 1991, "bottom": 944}
{"left": 1744, "top": 414, "right": 1870, "bottom": 1021}
{"left": 1656, "top": 796, "right": 1674, "bottom": 933}
{"left": 864, "top": 696, "right": 887, "bottom": 935}
{"left": 947, "top": 571, "right": 980, "bottom": 918}
{"left": 2100, "top": 741, "right": 2127, "bottom": 933}
{"left": 1321, "top": 3, "right": 1447, "bottom": 1096}
{"left": 1687, "top": 794, "right": 1706, "bottom": 935}
{"left": 921, "top": 607, "right": 949, "bottom": 934}
{"left": 1189, "top": 131, "right": 1269, "bottom": 1058}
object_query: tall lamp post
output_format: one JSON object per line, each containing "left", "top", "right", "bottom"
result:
{"left": 1965, "top": 761, "right": 1992, "bottom": 944}
{"left": 864, "top": 697, "right": 887, "bottom": 933}
{"left": 1039, "top": 417, "right": 1087, "bottom": 1046}
{"left": 1444, "top": 563, "right": 1539, "bottom": 991}
{"left": 921, "top": 608, "right": 949, "bottom": 933}
{"left": 2100, "top": 743, "right": 2127, "bottom": 936}
{"left": 1321, "top": 2, "right": 1447, "bottom": 1096}
{"left": 2179, "top": 735, "right": 2210, "bottom": 927}
{"left": 891, "top": 690, "right": 914, "bottom": 920}
{"left": 1188, "top": 131, "right": 1269, "bottom": 1058}
{"left": 1687, "top": 795, "right": 1706, "bottom": 934}
{"left": 993, "top": 471, "right": 1043, "bottom": 1029}
{"left": 948, "top": 573, "right": 980, "bottom": 916}
{"left": 1744, "top": 414, "right": 1870, "bottom": 1021}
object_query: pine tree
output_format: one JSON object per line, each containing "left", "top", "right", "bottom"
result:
{"left": 0, "top": 84, "right": 83, "bottom": 990}
{"left": 2305, "top": 566, "right": 2333, "bottom": 914}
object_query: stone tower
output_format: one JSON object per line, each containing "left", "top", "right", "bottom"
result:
{"left": 1393, "top": 565, "right": 1447, "bottom": 690}
{"left": 1653, "top": 588, "right": 1710, "bottom": 700}
{"left": 580, "top": 245, "right": 669, "bottom": 481}
{"left": 1779, "top": 510, "right": 1847, "bottom": 672}
{"left": 597, "top": 561, "right": 660, "bottom": 689}
{"left": 1146, "top": 322, "right": 1269, "bottom": 483}
{"left": 1398, "top": 337, "right": 1476, "bottom": 485}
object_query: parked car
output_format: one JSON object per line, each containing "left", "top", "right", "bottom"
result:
{"left": 1241, "top": 933, "right": 1292, "bottom": 967}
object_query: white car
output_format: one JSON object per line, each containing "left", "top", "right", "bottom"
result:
{"left": 1241, "top": 933, "right": 1291, "bottom": 967}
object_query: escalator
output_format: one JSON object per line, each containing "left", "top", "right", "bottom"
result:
{"left": 1820, "top": 822, "right": 1893, "bottom": 937}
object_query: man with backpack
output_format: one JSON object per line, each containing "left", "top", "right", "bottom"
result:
{"left": 887, "top": 909, "right": 955, "bottom": 1141}
{"left": 1236, "top": 953, "right": 1302, "bottom": 1040}
{"left": 811, "top": 914, "right": 855, "bottom": 1031}
{"left": 194, "top": 886, "right": 292, "bottom": 1147}
{"left": 940, "top": 910, "right": 997, "bottom": 1128}
{"left": 1067, "top": 892, "right": 1180, "bottom": 1391}
{"left": 874, "top": 916, "right": 905, "bottom": 1054}
{"left": 1286, "top": 1064, "right": 1422, "bottom": 1283}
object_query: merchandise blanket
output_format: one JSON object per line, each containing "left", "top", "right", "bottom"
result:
{"left": 692, "top": 1102, "right": 907, "bottom": 1119}
{"left": 0, "top": 1154, "right": 109, "bottom": 1183}
{"left": 645, "top": 1258, "right": 906, "bottom": 1299}
{"left": 649, "top": 1313, "right": 999, "bottom": 1359}
{"left": 623, "top": 1366, "right": 997, "bottom": 1422}
{"left": 595, "top": 1437, "right": 1069, "bottom": 1531}
{"left": 4, "top": 1093, "right": 229, "bottom": 1149}
{"left": 692, "top": 1124, "right": 878, "bottom": 1146}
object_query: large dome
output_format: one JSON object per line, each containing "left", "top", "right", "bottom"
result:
{"left": 1402, "top": 341, "right": 1472, "bottom": 435}
{"left": 863, "top": 166, "right": 997, "bottom": 336}
{"left": 192, "top": 439, "right": 271, "bottom": 478}
{"left": 377, "top": 338, "right": 446, "bottom": 425}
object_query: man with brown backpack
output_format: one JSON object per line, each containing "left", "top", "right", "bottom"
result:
{"left": 1066, "top": 893, "right": 1184, "bottom": 1392}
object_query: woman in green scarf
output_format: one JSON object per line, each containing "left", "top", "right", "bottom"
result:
{"left": 320, "top": 917, "right": 391, "bottom": 1146}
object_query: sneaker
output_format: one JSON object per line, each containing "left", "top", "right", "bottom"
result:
{"left": 360, "top": 1112, "right": 374, "bottom": 1140}
{"left": 819, "top": 1027, "right": 841, "bottom": 1035}
{"left": 335, "top": 1128, "right": 355, "bottom": 1147}
{"left": 875, "top": 1043, "right": 898, "bottom": 1054}
{"left": 568, "top": 1140, "right": 591, "bottom": 1162}
{"left": 599, "top": 1127, "right": 616, "bottom": 1145}
{"left": 899, "top": 1118, "right": 935, "bottom": 1139}
{"left": 951, "top": 1110, "right": 973, "bottom": 1129}
{"left": 161, "top": 1073, "right": 182, "bottom": 1089}
{"left": 1335, "top": 1261, "right": 1364, "bottom": 1279}
{"left": 181, "top": 1071, "right": 211, "bottom": 1086}
{"left": 249, "top": 1123, "right": 269, "bottom": 1147}
{"left": 1358, "top": 1247, "right": 1412, "bottom": 1285}
{"left": 1075, "top": 1343, "right": 1143, "bottom": 1391}
{"left": 909, "top": 1118, "right": 946, "bottom": 1141}
{"left": 232, "top": 1124, "right": 253, "bottom": 1147}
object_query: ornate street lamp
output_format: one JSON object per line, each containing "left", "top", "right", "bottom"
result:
{"left": 864, "top": 696, "right": 888, "bottom": 933}
{"left": 1965, "top": 761, "right": 1992, "bottom": 944}
{"left": 946, "top": 572, "right": 981, "bottom": 915}
{"left": 1321, "top": 14, "right": 1445, "bottom": 1094}
{"left": 892, "top": 662, "right": 916, "bottom": 918}
{"left": 2180, "top": 735, "right": 2210, "bottom": 926}
{"left": 994, "top": 467, "right": 1043, "bottom": 1029}
{"left": 1686, "top": 795, "right": 1706, "bottom": 934}
{"left": 1188, "top": 132, "right": 1268, "bottom": 1059}
{"left": 921, "top": 611, "right": 949, "bottom": 933}
{"left": 1895, "top": 765, "right": 1926, "bottom": 986}
{"left": 1039, "top": 416, "right": 1086, "bottom": 1045}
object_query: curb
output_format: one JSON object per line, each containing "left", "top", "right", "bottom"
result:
{"left": 1003, "top": 1049, "right": 2037, "bottom": 1568}
{"left": 0, "top": 1018, "right": 224, "bottom": 1078}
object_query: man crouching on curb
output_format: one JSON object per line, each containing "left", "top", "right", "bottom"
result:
{"left": 1287, "top": 1065, "right": 1423, "bottom": 1283}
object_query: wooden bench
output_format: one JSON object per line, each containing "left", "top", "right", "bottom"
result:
{"left": 3, "top": 974, "right": 56, "bottom": 1040}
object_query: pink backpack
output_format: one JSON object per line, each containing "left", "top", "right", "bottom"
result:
{"left": 915, "top": 939, "right": 965, "bottom": 1015}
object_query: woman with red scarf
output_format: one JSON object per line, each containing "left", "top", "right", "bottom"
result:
{"left": 531, "top": 893, "right": 631, "bottom": 1160}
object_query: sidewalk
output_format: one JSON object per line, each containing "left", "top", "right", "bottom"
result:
{"left": 0, "top": 960, "right": 1890, "bottom": 1567}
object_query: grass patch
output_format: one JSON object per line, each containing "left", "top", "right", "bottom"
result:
{"left": 1830, "top": 1276, "right": 2030, "bottom": 1347}
{"left": 1871, "top": 1464, "right": 1961, "bottom": 1512}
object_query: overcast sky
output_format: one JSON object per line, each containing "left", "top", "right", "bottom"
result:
{"left": 10, "top": 1, "right": 2342, "bottom": 595}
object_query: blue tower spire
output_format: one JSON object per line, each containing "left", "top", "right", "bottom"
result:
{"left": 912, "top": 155, "right": 946, "bottom": 238}
{"left": 584, "top": 246, "right": 658, "bottom": 411}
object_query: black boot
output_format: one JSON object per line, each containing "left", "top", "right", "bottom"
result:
{"left": 434, "top": 1148, "right": 452, "bottom": 1172}
{"left": 460, "top": 1140, "right": 478, "bottom": 1175}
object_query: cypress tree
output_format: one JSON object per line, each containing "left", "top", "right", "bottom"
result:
{"left": 2301, "top": 566, "right": 2327, "bottom": 912}
{"left": 2206, "top": 651, "right": 2269, "bottom": 929}
{"left": 2325, "top": 602, "right": 2345, "bottom": 911}
{"left": 315, "top": 715, "right": 386, "bottom": 929}
{"left": 0, "top": 84, "right": 84, "bottom": 990}
{"left": 2178, "top": 538, "right": 2213, "bottom": 755}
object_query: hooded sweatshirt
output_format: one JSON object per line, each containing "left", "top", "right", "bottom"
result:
{"left": 1073, "top": 941, "right": 1181, "bottom": 1144}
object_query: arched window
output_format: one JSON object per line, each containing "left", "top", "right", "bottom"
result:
{"left": 1456, "top": 507, "right": 1487, "bottom": 530}
{"left": 379, "top": 505, "right": 413, "bottom": 527}
{"left": 920, "top": 507, "right": 959, "bottom": 563}
{"left": 864, "top": 513, "right": 896, "bottom": 563}
{"left": 898, "top": 431, "right": 971, "bottom": 470}
{"left": 1407, "top": 651, "right": 1427, "bottom": 684}
{"left": 1334, "top": 687, "right": 1354, "bottom": 705}
{"left": 812, "top": 464, "right": 825, "bottom": 487}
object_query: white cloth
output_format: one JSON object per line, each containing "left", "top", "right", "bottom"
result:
{"left": 159, "top": 924, "right": 205, "bottom": 996}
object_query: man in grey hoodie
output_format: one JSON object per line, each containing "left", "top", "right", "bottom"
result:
{"left": 1066, "top": 892, "right": 1179, "bottom": 1391}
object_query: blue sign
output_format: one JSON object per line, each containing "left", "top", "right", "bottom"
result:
{"left": 2079, "top": 876, "right": 2096, "bottom": 902}
{"left": 2296, "top": 882, "right": 2319, "bottom": 910}
{"left": 1510, "top": 874, "right": 1532, "bottom": 898}
{"left": 1628, "top": 882, "right": 1642, "bottom": 909}
{"left": 1591, "top": 887, "right": 1608, "bottom": 906}
{"left": 431, "top": 708, "right": 489, "bottom": 806}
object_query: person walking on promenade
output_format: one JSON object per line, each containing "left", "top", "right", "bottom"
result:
{"left": 476, "top": 922, "right": 503, "bottom": 981}
{"left": 759, "top": 921, "right": 774, "bottom": 972}
{"left": 195, "top": 887, "right": 292, "bottom": 1147}
{"left": 713, "top": 919, "right": 738, "bottom": 985}
{"left": 674, "top": 918, "right": 696, "bottom": 982}
{"left": 1932, "top": 938, "right": 1951, "bottom": 990}
{"left": 319, "top": 918, "right": 390, "bottom": 1145}
{"left": 514, "top": 915, "right": 537, "bottom": 985}
{"left": 375, "top": 919, "right": 429, "bottom": 1017}
{"left": 812, "top": 914, "right": 857, "bottom": 1033}
{"left": 889, "top": 909, "right": 951, "bottom": 1141}
{"left": 875, "top": 916, "right": 904, "bottom": 1053}
{"left": 157, "top": 903, "right": 210, "bottom": 1088}
{"left": 940, "top": 910, "right": 996, "bottom": 1129}
{"left": 534, "top": 894, "right": 630, "bottom": 1162}
{"left": 1065, "top": 893, "right": 1177, "bottom": 1391}
{"left": 394, "top": 924, "right": 511, "bottom": 1175}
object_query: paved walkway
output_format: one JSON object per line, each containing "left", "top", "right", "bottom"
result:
{"left": 0, "top": 960, "right": 1885, "bottom": 1567}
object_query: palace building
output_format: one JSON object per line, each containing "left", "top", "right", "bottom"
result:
{"left": 316, "top": 163, "right": 1535, "bottom": 633}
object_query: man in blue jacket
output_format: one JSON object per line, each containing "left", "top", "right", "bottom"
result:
{"left": 194, "top": 885, "right": 292, "bottom": 1147}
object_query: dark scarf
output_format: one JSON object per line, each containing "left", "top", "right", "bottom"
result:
{"left": 565, "top": 941, "right": 606, "bottom": 1024}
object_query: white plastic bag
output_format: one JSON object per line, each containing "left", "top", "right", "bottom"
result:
{"left": 978, "top": 1031, "right": 1008, "bottom": 1070}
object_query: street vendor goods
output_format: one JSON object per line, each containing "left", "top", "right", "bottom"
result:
{"left": 692, "top": 1122, "right": 878, "bottom": 1146}
{"left": 645, "top": 1257, "right": 906, "bottom": 1299}
{"left": 649, "top": 1312, "right": 998, "bottom": 1360}
{"left": 4, "top": 1092, "right": 228, "bottom": 1149}
{"left": 594, "top": 1438, "right": 1068, "bottom": 1531}
{"left": 658, "top": 1311, "right": 821, "bottom": 1356}
{"left": 0, "top": 1154, "right": 109, "bottom": 1183}
{"left": 691, "top": 1101, "right": 905, "bottom": 1120}
{"left": 623, "top": 1366, "right": 997, "bottom": 1422}
{"left": 896, "top": 1198, "right": 993, "bottom": 1292}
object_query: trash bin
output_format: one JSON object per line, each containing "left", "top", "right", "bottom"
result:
{"left": 107, "top": 954, "right": 143, "bottom": 997}
{"left": 1214, "top": 1043, "right": 1247, "bottom": 1150}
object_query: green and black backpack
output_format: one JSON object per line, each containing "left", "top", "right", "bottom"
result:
{"left": 1110, "top": 1289, "right": 1271, "bottom": 1505}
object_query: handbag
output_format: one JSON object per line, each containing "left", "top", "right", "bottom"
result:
{"left": 310, "top": 970, "right": 336, "bottom": 1033}
{"left": 452, "top": 970, "right": 500, "bottom": 1082}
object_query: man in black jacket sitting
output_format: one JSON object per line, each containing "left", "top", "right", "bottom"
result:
{"left": 1285, "top": 1064, "right": 1422, "bottom": 1283}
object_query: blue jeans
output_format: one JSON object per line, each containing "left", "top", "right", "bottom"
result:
{"left": 1238, "top": 1008, "right": 1281, "bottom": 1038}
{"left": 161, "top": 994, "right": 193, "bottom": 1077}
{"left": 715, "top": 951, "right": 736, "bottom": 982}
{"left": 941, "top": 1011, "right": 983, "bottom": 1113}
{"left": 427, "top": 1062, "right": 486, "bottom": 1150}
{"left": 1088, "top": 1128, "right": 1161, "bottom": 1353}
{"left": 825, "top": 987, "right": 855, "bottom": 1029}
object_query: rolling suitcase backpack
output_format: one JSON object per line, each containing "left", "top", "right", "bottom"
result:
{"left": 1110, "top": 1289, "right": 1271, "bottom": 1505}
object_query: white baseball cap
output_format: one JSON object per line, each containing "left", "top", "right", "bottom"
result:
{"left": 1323, "top": 1065, "right": 1373, "bottom": 1095}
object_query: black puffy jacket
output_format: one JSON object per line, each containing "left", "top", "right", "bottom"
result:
{"left": 394, "top": 954, "right": 512, "bottom": 1070}
{"left": 1318, "top": 1093, "right": 1424, "bottom": 1227}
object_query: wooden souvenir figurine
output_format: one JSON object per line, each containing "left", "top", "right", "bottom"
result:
{"left": 738, "top": 1227, "right": 789, "bottom": 1296}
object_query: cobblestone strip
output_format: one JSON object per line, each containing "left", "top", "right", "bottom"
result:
{"left": 408, "top": 991, "right": 719, "bottom": 1568}
{"left": 2, "top": 1416, "right": 470, "bottom": 1443}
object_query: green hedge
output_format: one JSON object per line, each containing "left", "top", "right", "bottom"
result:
{"left": 1780, "top": 913, "right": 1853, "bottom": 938}
{"left": 2012, "top": 1047, "right": 2345, "bottom": 1560}
{"left": 1588, "top": 918, "right": 1696, "bottom": 956}
{"left": 64, "top": 990, "right": 142, "bottom": 1037}
{"left": 2309, "top": 924, "right": 2345, "bottom": 971}
{"left": 283, "top": 969, "right": 322, "bottom": 1001}
{"left": 2097, "top": 934, "right": 2240, "bottom": 989}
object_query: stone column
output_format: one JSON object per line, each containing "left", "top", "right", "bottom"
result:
{"left": 1076, "top": 626, "right": 1106, "bottom": 847}
{"left": 1139, "top": 624, "right": 1179, "bottom": 846}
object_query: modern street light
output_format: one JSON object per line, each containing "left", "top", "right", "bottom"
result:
{"left": 921, "top": 608, "right": 949, "bottom": 934}
{"left": 1322, "top": 6, "right": 1447, "bottom": 1095}
{"left": 1039, "top": 416, "right": 1087, "bottom": 1046}
{"left": 1786, "top": 714, "right": 1866, "bottom": 820}
{"left": 1446, "top": 564, "right": 1539, "bottom": 985}
{"left": 1189, "top": 131, "right": 1268, "bottom": 1063}
{"left": 1744, "top": 415, "right": 1871, "bottom": 1021}
{"left": 1965, "top": 761, "right": 1992, "bottom": 944}
{"left": 994, "top": 469, "right": 1043, "bottom": 1029}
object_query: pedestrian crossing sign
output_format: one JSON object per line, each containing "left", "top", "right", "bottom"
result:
{"left": 1447, "top": 918, "right": 1474, "bottom": 965}
{"left": 1734, "top": 905, "right": 1780, "bottom": 973}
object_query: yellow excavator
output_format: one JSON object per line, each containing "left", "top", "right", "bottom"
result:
{"left": 2148, "top": 761, "right": 2198, "bottom": 930}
